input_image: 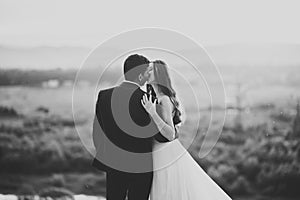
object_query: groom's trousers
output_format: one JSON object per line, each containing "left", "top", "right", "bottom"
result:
{"left": 106, "top": 170, "right": 153, "bottom": 200}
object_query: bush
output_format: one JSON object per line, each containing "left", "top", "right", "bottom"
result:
{"left": 47, "top": 174, "right": 66, "bottom": 187}
{"left": 17, "top": 184, "right": 36, "bottom": 195}
{"left": 239, "top": 156, "right": 261, "bottom": 182}
{"left": 230, "top": 176, "right": 251, "bottom": 195}
{"left": 218, "top": 164, "right": 239, "bottom": 183}
{"left": 39, "top": 187, "right": 74, "bottom": 199}
{"left": 0, "top": 106, "right": 19, "bottom": 117}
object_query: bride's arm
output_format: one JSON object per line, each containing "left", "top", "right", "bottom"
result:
{"left": 141, "top": 94, "right": 176, "bottom": 141}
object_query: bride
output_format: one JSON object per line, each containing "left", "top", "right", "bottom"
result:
{"left": 141, "top": 60, "right": 232, "bottom": 200}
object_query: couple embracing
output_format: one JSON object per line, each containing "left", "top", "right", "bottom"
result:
{"left": 92, "top": 54, "right": 231, "bottom": 200}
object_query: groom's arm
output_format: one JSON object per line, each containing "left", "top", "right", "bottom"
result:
{"left": 92, "top": 91, "right": 105, "bottom": 152}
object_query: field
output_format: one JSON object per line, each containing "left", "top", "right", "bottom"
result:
{"left": 0, "top": 72, "right": 300, "bottom": 200}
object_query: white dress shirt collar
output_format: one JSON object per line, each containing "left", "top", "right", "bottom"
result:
{"left": 122, "top": 80, "right": 147, "bottom": 92}
{"left": 123, "top": 80, "right": 140, "bottom": 88}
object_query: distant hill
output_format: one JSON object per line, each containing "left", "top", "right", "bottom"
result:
{"left": 0, "top": 46, "right": 91, "bottom": 69}
{"left": 0, "top": 67, "right": 121, "bottom": 86}
{"left": 1, "top": 44, "right": 300, "bottom": 70}
{"left": 0, "top": 68, "right": 76, "bottom": 86}
{"left": 205, "top": 43, "right": 300, "bottom": 67}
{"left": 0, "top": 44, "right": 300, "bottom": 87}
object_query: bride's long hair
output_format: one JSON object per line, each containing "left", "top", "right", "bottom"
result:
{"left": 149, "top": 60, "right": 182, "bottom": 127}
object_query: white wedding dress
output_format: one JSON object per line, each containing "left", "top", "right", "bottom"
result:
{"left": 150, "top": 138, "right": 232, "bottom": 200}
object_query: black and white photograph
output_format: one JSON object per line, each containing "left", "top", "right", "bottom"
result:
{"left": 1, "top": 1, "right": 300, "bottom": 200}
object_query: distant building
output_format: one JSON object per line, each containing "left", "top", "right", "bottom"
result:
{"left": 225, "top": 82, "right": 247, "bottom": 130}
{"left": 42, "top": 79, "right": 60, "bottom": 88}
{"left": 293, "top": 100, "right": 300, "bottom": 137}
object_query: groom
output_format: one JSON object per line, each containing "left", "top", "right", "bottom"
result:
{"left": 92, "top": 54, "right": 167, "bottom": 200}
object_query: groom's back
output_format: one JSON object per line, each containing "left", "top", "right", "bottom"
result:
{"left": 93, "top": 82, "right": 158, "bottom": 172}
{"left": 102, "top": 83, "right": 155, "bottom": 152}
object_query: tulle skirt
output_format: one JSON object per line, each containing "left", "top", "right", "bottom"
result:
{"left": 150, "top": 139, "right": 232, "bottom": 200}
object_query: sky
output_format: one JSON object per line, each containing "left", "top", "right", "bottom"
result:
{"left": 1, "top": 0, "right": 300, "bottom": 47}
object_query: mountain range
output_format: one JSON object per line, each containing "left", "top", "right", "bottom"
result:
{"left": 1, "top": 44, "right": 300, "bottom": 70}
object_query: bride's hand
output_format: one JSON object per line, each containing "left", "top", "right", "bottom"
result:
{"left": 141, "top": 94, "right": 157, "bottom": 116}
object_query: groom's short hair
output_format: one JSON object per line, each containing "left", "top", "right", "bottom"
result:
{"left": 124, "top": 54, "right": 150, "bottom": 81}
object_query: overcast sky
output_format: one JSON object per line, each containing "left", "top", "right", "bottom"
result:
{"left": 1, "top": 0, "right": 300, "bottom": 47}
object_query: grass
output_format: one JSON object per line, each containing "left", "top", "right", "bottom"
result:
{"left": 0, "top": 173, "right": 106, "bottom": 196}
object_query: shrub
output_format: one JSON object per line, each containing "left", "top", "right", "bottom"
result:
{"left": 48, "top": 174, "right": 66, "bottom": 187}
{"left": 17, "top": 184, "right": 36, "bottom": 195}
{"left": 39, "top": 187, "right": 74, "bottom": 199}
{"left": 230, "top": 176, "right": 251, "bottom": 195}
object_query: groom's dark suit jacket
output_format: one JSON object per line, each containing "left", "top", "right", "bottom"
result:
{"left": 92, "top": 81, "right": 168, "bottom": 173}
